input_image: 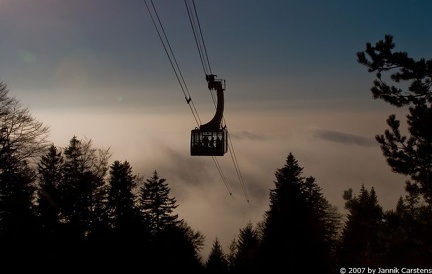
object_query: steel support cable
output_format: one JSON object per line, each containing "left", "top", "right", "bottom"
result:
{"left": 226, "top": 128, "right": 250, "bottom": 203}
{"left": 144, "top": 0, "right": 232, "bottom": 195}
{"left": 184, "top": 0, "right": 212, "bottom": 75}
{"left": 184, "top": 0, "right": 210, "bottom": 75}
{"left": 210, "top": 90, "right": 248, "bottom": 202}
{"left": 144, "top": 0, "right": 201, "bottom": 126}
{"left": 185, "top": 0, "right": 249, "bottom": 203}
{"left": 205, "top": 90, "right": 233, "bottom": 197}
{"left": 212, "top": 156, "right": 232, "bottom": 195}
{"left": 184, "top": 0, "right": 234, "bottom": 196}
{"left": 206, "top": 92, "right": 232, "bottom": 195}
{"left": 190, "top": 0, "right": 213, "bottom": 75}
{"left": 208, "top": 87, "right": 249, "bottom": 202}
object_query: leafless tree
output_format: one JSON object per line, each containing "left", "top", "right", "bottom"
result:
{"left": 0, "top": 81, "right": 50, "bottom": 165}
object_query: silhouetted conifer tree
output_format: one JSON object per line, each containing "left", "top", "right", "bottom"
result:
{"left": 357, "top": 35, "right": 432, "bottom": 205}
{"left": 205, "top": 237, "right": 229, "bottom": 274}
{"left": 383, "top": 196, "right": 432, "bottom": 267}
{"left": 37, "top": 144, "right": 63, "bottom": 221}
{"left": 357, "top": 35, "right": 432, "bottom": 266}
{"left": 229, "top": 221, "right": 260, "bottom": 273}
{"left": 105, "top": 160, "right": 149, "bottom": 266}
{"left": 107, "top": 160, "right": 140, "bottom": 233}
{"left": 139, "top": 170, "right": 179, "bottom": 235}
{"left": 56, "top": 136, "right": 111, "bottom": 264}
{"left": 339, "top": 185, "right": 384, "bottom": 266}
{"left": 36, "top": 144, "right": 64, "bottom": 262}
{"left": 258, "top": 153, "right": 340, "bottom": 273}
{"left": 139, "top": 170, "right": 204, "bottom": 272}
{"left": 158, "top": 220, "right": 205, "bottom": 273}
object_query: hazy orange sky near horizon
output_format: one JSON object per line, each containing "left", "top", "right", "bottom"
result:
{"left": 1, "top": 0, "right": 431, "bottom": 259}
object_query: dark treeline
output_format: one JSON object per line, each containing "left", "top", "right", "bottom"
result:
{"left": 1, "top": 35, "right": 431, "bottom": 272}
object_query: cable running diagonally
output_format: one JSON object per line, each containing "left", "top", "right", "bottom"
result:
{"left": 184, "top": 0, "right": 250, "bottom": 203}
{"left": 144, "top": 0, "right": 201, "bottom": 126}
{"left": 212, "top": 156, "right": 232, "bottom": 196}
{"left": 226, "top": 128, "right": 249, "bottom": 202}
{"left": 208, "top": 94, "right": 249, "bottom": 202}
{"left": 184, "top": 0, "right": 212, "bottom": 75}
{"left": 144, "top": 0, "right": 232, "bottom": 195}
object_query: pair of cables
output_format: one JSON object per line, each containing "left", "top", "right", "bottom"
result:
{"left": 144, "top": 0, "right": 249, "bottom": 203}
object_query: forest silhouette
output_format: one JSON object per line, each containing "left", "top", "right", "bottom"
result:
{"left": 0, "top": 35, "right": 431, "bottom": 272}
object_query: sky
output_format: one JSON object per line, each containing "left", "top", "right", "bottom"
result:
{"left": 1, "top": 0, "right": 432, "bottom": 259}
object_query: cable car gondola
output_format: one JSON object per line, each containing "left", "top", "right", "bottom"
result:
{"left": 145, "top": 0, "right": 249, "bottom": 200}
{"left": 190, "top": 74, "right": 228, "bottom": 156}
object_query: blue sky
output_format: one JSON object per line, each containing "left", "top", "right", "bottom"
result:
{"left": 3, "top": 0, "right": 431, "bottom": 107}
{"left": 1, "top": 0, "right": 432, "bottom": 258}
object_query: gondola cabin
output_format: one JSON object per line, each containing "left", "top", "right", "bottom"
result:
{"left": 190, "top": 74, "right": 227, "bottom": 156}
{"left": 191, "top": 128, "right": 228, "bottom": 156}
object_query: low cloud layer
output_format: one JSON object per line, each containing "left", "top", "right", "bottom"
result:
{"left": 229, "top": 130, "right": 268, "bottom": 141}
{"left": 33, "top": 106, "right": 409, "bottom": 260}
{"left": 313, "top": 129, "right": 377, "bottom": 147}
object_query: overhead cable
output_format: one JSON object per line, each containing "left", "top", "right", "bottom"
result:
{"left": 184, "top": 0, "right": 250, "bottom": 203}
{"left": 144, "top": 0, "right": 232, "bottom": 196}
{"left": 144, "top": 0, "right": 201, "bottom": 126}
